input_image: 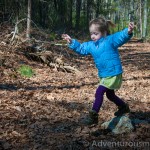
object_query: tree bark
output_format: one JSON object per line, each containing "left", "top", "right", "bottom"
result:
{"left": 86, "top": 0, "right": 90, "bottom": 28}
{"left": 75, "top": 0, "right": 82, "bottom": 30}
{"left": 139, "top": 0, "right": 142, "bottom": 38}
{"left": 26, "top": 0, "right": 31, "bottom": 40}
{"left": 69, "top": 0, "right": 73, "bottom": 28}
{"left": 143, "top": 0, "right": 147, "bottom": 38}
{"left": 96, "top": 0, "right": 100, "bottom": 18}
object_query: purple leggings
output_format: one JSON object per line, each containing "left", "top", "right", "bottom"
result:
{"left": 92, "top": 85, "right": 125, "bottom": 113}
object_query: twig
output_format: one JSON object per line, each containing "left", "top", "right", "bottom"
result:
{"left": 11, "top": 18, "right": 27, "bottom": 42}
{"left": 55, "top": 43, "right": 67, "bottom": 46}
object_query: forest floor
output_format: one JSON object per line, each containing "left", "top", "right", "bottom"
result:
{"left": 0, "top": 31, "right": 150, "bottom": 149}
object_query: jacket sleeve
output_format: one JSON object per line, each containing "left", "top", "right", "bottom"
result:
{"left": 111, "top": 28, "right": 133, "bottom": 48}
{"left": 68, "top": 39, "right": 90, "bottom": 55}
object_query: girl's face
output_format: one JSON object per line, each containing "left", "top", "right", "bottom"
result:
{"left": 89, "top": 24, "right": 102, "bottom": 42}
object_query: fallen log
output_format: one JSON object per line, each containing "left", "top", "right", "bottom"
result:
{"left": 49, "top": 62, "right": 81, "bottom": 74}
{"left": 24, "top": 51, "right": 80, "bottom": 74}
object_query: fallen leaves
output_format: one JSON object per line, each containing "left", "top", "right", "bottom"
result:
{"left": 0, "top": 41, "right": 150, "bottom": 149}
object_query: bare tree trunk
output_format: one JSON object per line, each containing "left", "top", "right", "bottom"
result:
{"left": 143, "top": 0, "right": 147, "bottom": 38}
{"left": 82, "top": 0, "right": 87, "bottom": 30}
{"left": 140, "top": 0, "right": 142, "bottom": 38}
{"left": 96, "top": 0, "right": 100, "bottom": 18}
{"left": 75, "top": 0, "right": 82, "bottom": 30}
{"left": 69, "top": 0, "right": 73, "bottom": 28}
{"left": 26, "top": 0, "right": 31, "bottom": 40}
{"left": 39, "top": 1, "right": 48, "bottom": 28}
{"left": 86, "top": 0, "right": 90, "bottom": 28}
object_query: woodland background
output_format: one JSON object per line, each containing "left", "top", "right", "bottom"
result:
{"left": 0, "top": 0, "right": 150, "bottom": 150}
{"left": 0, "top": 0, "right": 150, "bottom": 40}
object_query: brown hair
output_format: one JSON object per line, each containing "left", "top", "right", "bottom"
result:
{"left": 89, "top": 16, "right": 115, "bottom": 35}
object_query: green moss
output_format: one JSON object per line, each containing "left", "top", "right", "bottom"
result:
{"left": 17, "top": 65, "right": 35, "bottom": 78}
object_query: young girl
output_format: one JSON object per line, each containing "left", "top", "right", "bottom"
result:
{"left": 62, "top": 16, "right": 134, "bottom": 125}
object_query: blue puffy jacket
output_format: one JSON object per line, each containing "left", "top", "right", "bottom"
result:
{"left": 68, "top": 28, "right": 133, "bottom": 78}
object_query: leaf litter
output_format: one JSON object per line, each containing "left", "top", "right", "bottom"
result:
{"left": 0, "top": 40, "right": 150, "bottom": 149}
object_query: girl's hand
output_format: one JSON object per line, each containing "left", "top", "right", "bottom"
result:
{"left": 128, "top": 22, "right": 134, "bottom": 34}
{"left": 62, "top": 34, "right": 72, "bottom": 44}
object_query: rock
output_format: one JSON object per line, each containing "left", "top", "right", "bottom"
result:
{"left": 101, "top": 115, "right": 134, "bottom": 134}
{"left": 132, "top": 119, "right": 149, "bottom": 125}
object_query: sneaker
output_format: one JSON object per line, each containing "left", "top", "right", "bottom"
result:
{"left": 83, "top": 110, "right": 98, "bottom": 125}
{"left": 114, "top": 104, "right": 130, "bottom": 116}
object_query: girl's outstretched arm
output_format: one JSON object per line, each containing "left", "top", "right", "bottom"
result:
{"left": 62, "top": 34, "right": 90, "bottom": 55}
{"left": 111, "top": 22, "right": 135, "bottom": 48}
